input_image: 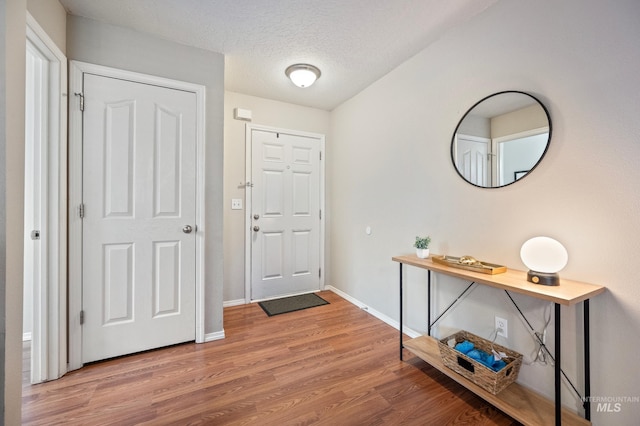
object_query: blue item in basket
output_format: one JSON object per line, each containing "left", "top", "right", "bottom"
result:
{"left": 485, "top": 355, "right": 498, "bottom": 369}
{"left": 466, "top": 349, "right": 482, "bottom": 360}
{"left": 454, "top": 339, "right": 507, "bottom": 372}
{"left": 483, "top": 352, "right": 494, "bottom": 365}
{"left": 492, "top": 359, "right": 507, "bottom": 371}
{"left": 454, "top": 340, "right": 474, "bottom": 354}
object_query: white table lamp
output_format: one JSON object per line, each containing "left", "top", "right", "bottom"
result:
{"left": 520, "top": 236, "right": 568, "bottom": 286}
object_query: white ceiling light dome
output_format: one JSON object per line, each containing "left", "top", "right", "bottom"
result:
{"left": 285, "top": 64, "right": 321, "bottom": 88}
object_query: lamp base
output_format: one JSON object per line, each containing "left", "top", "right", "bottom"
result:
{"left": 527, "top": 270, "right": 560, "bottom": 286}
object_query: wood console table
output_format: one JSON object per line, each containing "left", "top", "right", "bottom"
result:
{"left": 393, "top": 254, "right": 605, "bottom": 426}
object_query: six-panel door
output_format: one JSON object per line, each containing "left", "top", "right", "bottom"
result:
{"left": 81, "top": 74, "right": 196, "bottom": 363}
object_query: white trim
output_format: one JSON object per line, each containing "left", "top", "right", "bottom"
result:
{"left": 23, "top": 332, "right": 32, "bottom": 342}
{"left": 325, "top": 286, "right": 421, "bottom": 339}
{"left": 223, "top": 299, "right": 247, "bottom": 307}
{"left": 244, "top": 124, "right": 326, "bottom": 303}
{"left": 492, "top": 126, "right": 549, "bottom": 144}
{"left": 492, "top": 126, "right": 549, "bottom": 186}
{"left": 455, "top": 133, "right": 491, "bottom": 143}
{"left": 68, "top": 62, "right": 84, "bottom": 371}
{"left": 26, "top": 12, "right": 68, "bottom": 383}
{"left": 68, "top": 61, "right": 206, "bottom": 370}
{"left": 244, "top": 125, "right": 252, "bottom": 302}
{"left": 204, "top": 330, "right": 226, "bottom": 342}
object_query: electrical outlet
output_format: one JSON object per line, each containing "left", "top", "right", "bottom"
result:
{"left": 495, "top": 316, "right": 508, "bottom": 338}
{"left": 231, "top": 198, "right": 243, "bottom": 210}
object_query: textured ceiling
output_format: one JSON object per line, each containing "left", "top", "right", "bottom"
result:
{"left": 59, "top": 0, "right": 499, "bottom": 110}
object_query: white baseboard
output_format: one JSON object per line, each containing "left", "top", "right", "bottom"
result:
{"left": 325, "top": 285, "right": 421, "bottom": 339}
{"left": 204, "top": 330, "right": 225, "bottom": 342}
{"left": 223, "top": 299, "right": 246, "bottom": 307}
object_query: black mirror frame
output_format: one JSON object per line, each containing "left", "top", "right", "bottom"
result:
{"left": 451, "top": 90, "right": 552, "bottom": 189}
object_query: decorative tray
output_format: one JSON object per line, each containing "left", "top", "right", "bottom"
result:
{"left": 431, "top": 255, "right": 507, "bottom": 275}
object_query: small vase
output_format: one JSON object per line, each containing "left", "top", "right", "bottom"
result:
{"left": 416, "top": 248, "right": 430, "bottom": 259}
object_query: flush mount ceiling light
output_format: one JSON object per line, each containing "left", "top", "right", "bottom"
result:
{"left": 285, "top": 64, "right": 321, "bottom": 88}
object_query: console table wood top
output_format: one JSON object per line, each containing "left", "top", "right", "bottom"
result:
{"left": 392, "top": 254, "right": 605, "bottom": 306}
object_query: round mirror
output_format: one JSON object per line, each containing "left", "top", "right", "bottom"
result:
{"left": 451, "top": 91, "right": 551, "bottom": 188}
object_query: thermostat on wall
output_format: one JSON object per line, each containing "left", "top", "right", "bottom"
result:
{"left": 233, "top": 108, "right": 252, "bottom": 121}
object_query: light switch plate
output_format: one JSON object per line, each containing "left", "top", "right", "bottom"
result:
{"left": 231, "top": 199, "right": 243, "bottom": 210}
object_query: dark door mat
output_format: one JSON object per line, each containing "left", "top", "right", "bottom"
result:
{"left": 258, "top": 293, "right": 329, "bottom": 316}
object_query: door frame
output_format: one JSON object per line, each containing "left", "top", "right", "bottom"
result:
{"left": 244, "top": 124, "right": 325, "bottom": 302}
{"left": 25, "top": 12, "right": 68, "bottom": 383}
{"left": 493, "top": 126, "right": 549, "bottom": 186}
{"left": 68, "top": 61, "right": 206, "bottom": 370}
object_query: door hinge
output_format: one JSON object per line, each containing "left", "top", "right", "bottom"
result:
{"left": 319, "top": 268, "right": 322, "bottom": 279}
{"left": 79, "top": 203, "right": 85, "bottom": 218}
{"left": 80, "top": 310, "right": 85, "bottom": 325}
{"left": 74, "top": 92, "right": 84, "bottom": 111}
{"left": 319, "top": 209, "right": 322, "bottom": 220}
{"left": 320, "top": 151, "right": 322, "bottom": 161}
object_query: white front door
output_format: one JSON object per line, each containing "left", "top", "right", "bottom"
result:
{"left": 454, "top": 134, "right": 490, "bottom": 186}
{"left": 249, "top": 128, "right": 322, "bottom": 300}
{"left": 81, "top": 74, "right": 197, "bottom": 363}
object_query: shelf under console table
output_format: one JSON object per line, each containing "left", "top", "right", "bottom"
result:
{"left": 392, "top": 254, "right": 605, "bottom": 426}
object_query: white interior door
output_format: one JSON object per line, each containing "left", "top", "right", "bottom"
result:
{"left": 81, "top": 73, "right": 197, "bottom": 363}
{"left": 455, "top": 134, "right": 490, "bottom": 186}
{"left": 250, "top": 128, "right": 322, "bottom": 300}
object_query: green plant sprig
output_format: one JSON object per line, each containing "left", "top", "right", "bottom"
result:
{"left": 414, "top": 236, "right": 431, "bottom": 249}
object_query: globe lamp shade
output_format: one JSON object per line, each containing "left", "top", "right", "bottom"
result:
{"left": 520, "top": 236, "right": 568, "bottom": 286}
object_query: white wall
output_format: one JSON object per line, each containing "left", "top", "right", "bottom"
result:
{"left": 329, "top": 0, "right": 640, "bottom": 424}
{"left": 223, "top": 91, "right": 330, "bottom": 302}
{"left": 66, "top": 16, "right": 226, "bottom": 335}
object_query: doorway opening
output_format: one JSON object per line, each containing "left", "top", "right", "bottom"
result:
{"left": 23, "top": 13, "right": 68, "bottom": 384}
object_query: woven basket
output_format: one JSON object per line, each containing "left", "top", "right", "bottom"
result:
{"left": 438, "top": 330, "right": 522, "bottom": 395}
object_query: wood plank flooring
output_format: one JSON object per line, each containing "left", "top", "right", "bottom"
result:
{"left": 22, "top": 291, "right": 520, "bottom": 425}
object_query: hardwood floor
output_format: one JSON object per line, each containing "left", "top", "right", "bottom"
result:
{"left": 22, "top": 291, "right": 519, "bottom": 425}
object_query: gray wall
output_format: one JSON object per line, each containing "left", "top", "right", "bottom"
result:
{"left": 67, "top": 15, "right": 225, "bottom": 335}
{"left": 2, "top": 0, "right": 26, "bottom": 423}
{"left": 329, "top": 0, "right": 640, "bottom": 423}
{"left": 0, "top": 0, "right": 7, "bottom": 416}
{"left": 26, "top": 0, "right": 65, "bottom": 54}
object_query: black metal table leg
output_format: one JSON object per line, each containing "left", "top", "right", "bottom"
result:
{"left": 399, "top": 262, "right": 403, "bottom": 360}
{"left": 427, "top": 270, "right": 431, "bottom": 336}
{"left": 584, "top": 299, "right": 591, "bottom": 420}
{"left": 555, "top": 303, "right": 561, "bottom": 426}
